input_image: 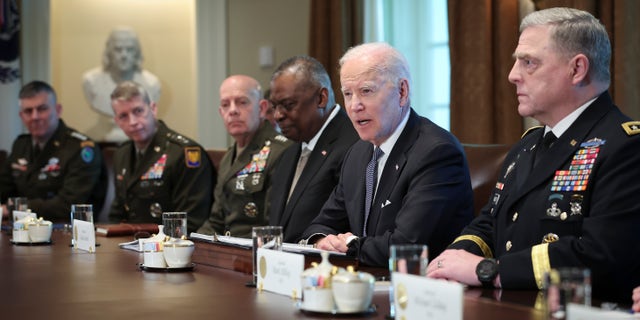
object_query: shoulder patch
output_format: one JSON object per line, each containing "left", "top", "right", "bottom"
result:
{"left": 273, "top": 135, "right": 288, "bottom": 143}
{"left": 184, "top": 147, "right": 201, "bottom": 168}
{"left": 621, "top": 121, "right": 640, "bottom": 136}
{"left": 521, "top": 125, "right": 543, "bottom": 139}
{"left": 81, "top": 146, "right": 95, "bottom": 163}
{"left": 70, "top": 131, "right": 88, "bottom": 141}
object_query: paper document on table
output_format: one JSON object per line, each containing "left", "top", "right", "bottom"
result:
{"left": 189, "top": 232, "right": 345, "bottom": 256}
{"left": 118, "top": 239, "right": 142, "bottom": 252}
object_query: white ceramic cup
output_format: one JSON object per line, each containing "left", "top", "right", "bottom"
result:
{"left": 332, "top": 273, "right": 375, "bottom": 313}
{"left": 302, "top": 287, "right": 335, "bottom": 312}
{"left": 28, "top": 221, "right": 53, "bottom": 242}
{"left": 143, "top": 251, "right": 167, "bottom": 268}
{"left": 163, "top": 241, "right": 195, "bottom": 268}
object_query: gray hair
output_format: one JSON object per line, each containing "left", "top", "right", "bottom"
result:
{"left": 339, "top": 42, "right": 412, "bottom": 90}
{"left": 521, "top": 7, "right": 611, "bottom": 84}
{"left": 271, "top": 55, "right": 335, "bottom": 106}
{"left": 19, "top": 80, "right": 57, "bottom": 104}
{"left": 111, "top": 81, "right": 152, "bottom": 105}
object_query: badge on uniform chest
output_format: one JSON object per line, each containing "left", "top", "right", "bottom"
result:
{"left": 141, "top": 154, "right": 168, "bottom": 180}
{"left": 550, "top": 138, "right": 604, "bottom": 192}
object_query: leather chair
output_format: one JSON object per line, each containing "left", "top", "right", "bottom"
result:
{"left": 462, "top": 144, "right": 511, "bottom": 216}
{"left": 206, "top": 149, "right": 227, "bottom": 173}
{"left": 97, "top": 145, "right": 117, "bottom": 222}
{"left": 0, "top": 149, "right": 7, "bottom": 168}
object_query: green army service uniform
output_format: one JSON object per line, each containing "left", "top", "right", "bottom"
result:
{"left": 108, "top": 121, "right": 215, "bottom": 233}
{"left": 0, "top": 120, "right": 107, "bottom": 221}
{"left": 198, "top": 121, "right": 291, "bottom": 238}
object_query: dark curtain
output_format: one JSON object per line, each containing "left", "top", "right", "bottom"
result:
{"left": 448, "top": 0, "right": 522, "bottom": 144}
{"left": 308, "top": 0, "right": 362, "bottom": 107}
{"left": 449, "top": 0, "right": 640, "bottom": 144}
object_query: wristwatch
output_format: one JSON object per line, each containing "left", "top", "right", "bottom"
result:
{"left": 475, "top": 258, "right": 498, "bottom": 287}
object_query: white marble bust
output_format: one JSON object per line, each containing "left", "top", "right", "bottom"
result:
{"left": 82, "top": 26, "right": 161, "bottom": 141}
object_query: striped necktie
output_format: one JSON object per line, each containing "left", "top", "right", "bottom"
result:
{"left": 363, "top": 147, "right": 384, "bottom": 236}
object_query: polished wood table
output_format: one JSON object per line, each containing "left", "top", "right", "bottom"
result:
{"left": 0, "top": 230, "right": 544, "bottom": 319}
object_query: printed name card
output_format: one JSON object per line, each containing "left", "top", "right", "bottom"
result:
{"left": 12, "top": 210, "right": 36, "bottom": 222}
{"left": 257, "top": 248, "right": 304, "bottom": 299}
{"left": 567, "top": 304, "right": 637, "bottom": 320}
{"left": 73, "top": 219, "right": 96, "bottom": 253}
{"left": 392, "top": 272, "right": 464, "bottom": 320}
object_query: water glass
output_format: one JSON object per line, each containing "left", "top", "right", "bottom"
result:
{"left": 545, "top": 268, "right": 592, "bottom": 320}
{"left": 162, "top": 212, "right": 187, "bottom": 239}
{"left": 8, "top": 197, "right": 28, "bottom": 222}
{"left": 70, "top": 204, "right": 94, "bottom": 245}
{"left": 251, "top": 226, "right": 283, "bottom": 285}
{"left": 389, "top": 244, "right": 428, "bottom": 318}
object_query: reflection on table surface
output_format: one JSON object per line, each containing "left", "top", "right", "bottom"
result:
{"left": 0, "top": 229, "right": 545, "bottom": 319}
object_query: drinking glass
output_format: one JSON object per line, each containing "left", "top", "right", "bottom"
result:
{"left": 162, "top": 212, "right": 187, "bottom": 239}
{"left": 545, "top": 268, "right": 592, "bottom": 320}
{"left": 251, "top": 226, "right": 283, "bottom": 286}
{"left": 8, "top": 197, "right": 28, "bottom": 223}
{"left": 70, "top": 204, "right": 94, "bottom": 245}
{"left": 389, "top": 244, "right": 428, "bottom": 318}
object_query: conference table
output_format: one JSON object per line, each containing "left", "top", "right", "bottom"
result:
{"left": 0, "top": 229, "right": 545, "bottom": 319}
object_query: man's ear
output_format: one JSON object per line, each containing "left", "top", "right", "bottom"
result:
{"left": 570, "top": 54, "right": 590, "bottom": 85}
{"left": 258, "top": 99, "right": 269, "bottom": 119}
{"left": 399, "top": 78, "right": 409, "bottom": 107}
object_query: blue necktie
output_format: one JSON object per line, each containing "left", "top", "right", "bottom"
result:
{"left": 363, "top": 147, "right": 384, "bottom": 236}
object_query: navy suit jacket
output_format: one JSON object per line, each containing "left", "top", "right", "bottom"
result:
{"left": 303, "top": 109, "right": 474, "bottom": 266}
{"left": 269, "top": 110, "right": 359, "bottom": 242}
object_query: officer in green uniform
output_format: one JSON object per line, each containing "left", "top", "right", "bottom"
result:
{"left": 197, "top": 75, "right": 291, "bottom": 238}
{"left": 0, "top": 81, "right": 107, "bottom": 222}
{"left": 108, "top": 81, "right": 214, "bottom": 233}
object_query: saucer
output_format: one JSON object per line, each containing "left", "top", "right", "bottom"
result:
{"left": 10, "top": 239, "right": 53, "bottom": 246}
{"left": 296, "top": 301, "right": 377, "bottom": 316}
{"left": 137, "top": 263, "right": 195, "bottom": 272}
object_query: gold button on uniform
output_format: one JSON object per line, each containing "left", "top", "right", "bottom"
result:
{"left": 542, "top": 233, "right": 559, "bottom": 243}
{"left": 512, "top": 212, "right": 518, "bottom": 222}
{"left": 506, "top": 241, "right": 512, "bottom": 251}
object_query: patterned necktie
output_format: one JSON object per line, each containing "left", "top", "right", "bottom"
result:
{"left": 288, "top": 147, "right": 311, "bottom": 202}
{"left": 363, "top": 147, "right": 384, "bottom": 236}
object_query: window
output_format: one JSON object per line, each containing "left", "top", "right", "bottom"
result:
{"left": 363, "top": 0, "right": 450, "bottom": 130}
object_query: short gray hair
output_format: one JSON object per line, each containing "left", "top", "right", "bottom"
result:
{"left": 521, "top": 7, "right": 611, "bottom": 84}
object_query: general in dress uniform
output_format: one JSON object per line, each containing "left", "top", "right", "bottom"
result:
{"left": 109, "top": 121, "right": 214, "bottom": 233}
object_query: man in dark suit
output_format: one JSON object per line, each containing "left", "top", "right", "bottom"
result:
{"left": 427, "top": 8, "right": 640, "bottom": 303}
{"left": 268, "top": 56, "right": 359, "bottom": 243}
{"left": 301, "top": 43, "right": 474, "bottom": 267}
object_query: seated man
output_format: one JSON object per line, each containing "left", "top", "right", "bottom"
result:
{"left": 301, "top": 42, "right": 474, "bottom": 267}
{"left": 427, "top": 8, "right": 640, "bottom": 303}
{"left": 197, "top": 75, "right": 291, "bottom": 238}
{"left": 0, "top": 81, "right": 107, "bottom": 222}
{"left": 108, "top": 81, "right": 214, "bottom": 233}
{"left": 268, "top": 55, "right": 359, "bottom": 242}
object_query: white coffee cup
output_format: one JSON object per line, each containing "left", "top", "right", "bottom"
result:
{"left": 331, "top": 268, "right": 375, "bottom": 313}
{"left": 143, "top": 251, "right": 167, "bottom": 268}
{"left": 27, "top": 220, "right": 53, "bottom": 242}
{"left": 163, "top": 239, "right": 194, "bottom": 268}
{"left": 302, "top": 287, "right": 335, "bottom": 312}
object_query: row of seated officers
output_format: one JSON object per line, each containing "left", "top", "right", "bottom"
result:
{"left": 2, "top": 7, "right": 640, "bottom": 307}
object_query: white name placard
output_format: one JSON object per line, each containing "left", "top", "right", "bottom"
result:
{"left": 257, "top": 248, "right": 304, "bottom": 299}
{"left": 73, "top": 219, "right": 96, "bottom": 253}
{"left": 392, "top": 272, "right": 464, "bottom": 320}
{"left": 13, "top": 210, "right": 36, "bottom": 223}
{"left": 567, "top": 303, "right": 637, "bottom": 320}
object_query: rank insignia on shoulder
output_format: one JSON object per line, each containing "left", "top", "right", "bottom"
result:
{"left": 274, "top": 135, "right": 288, "bottom": 143}
{"left": 80, "top": 141, "right": 95, "bottom": 148}
{"left": 71, "top": 131, "right": 88, "bottom": 141}
{"left": 81, "top": 147, "right": 95, "bottom": 163}
{"left": 622, "top": 121, "right": 640, "bottom": 136}
{"left": 185, "top": 147, "right": 201, "bottom": 168}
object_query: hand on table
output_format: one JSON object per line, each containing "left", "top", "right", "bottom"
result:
{"left": 426, "top": 249, "right": 484, "bottom": 286}
{"left": 314, "top": 232, "right": 355, "bottom": 253}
